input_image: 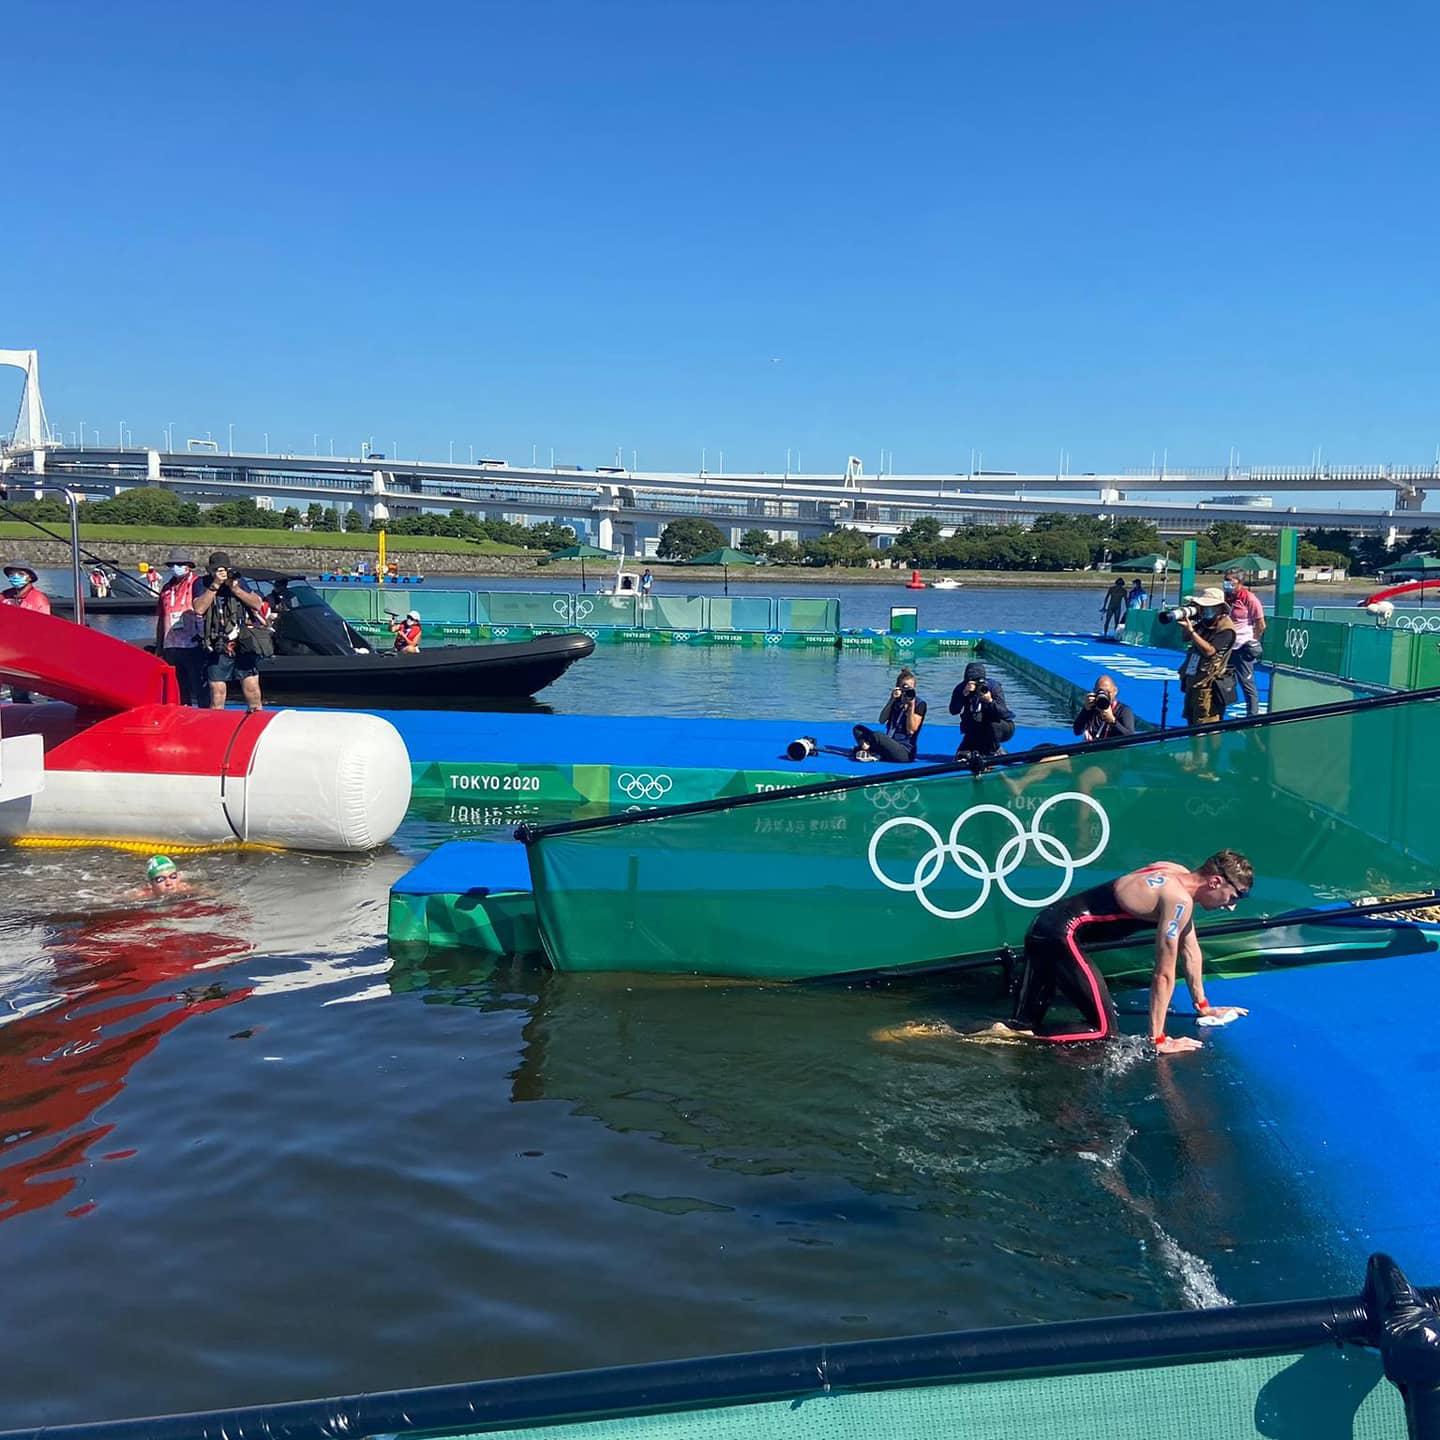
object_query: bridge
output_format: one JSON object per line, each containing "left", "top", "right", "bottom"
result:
{"left": 2, "top": 350, "right": 1433, "bottom": 546}
{"left": 1, "top": 443, "right": 1432, "bottom": 550}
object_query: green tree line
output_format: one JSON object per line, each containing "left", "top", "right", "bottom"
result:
{"left": 2, "top": 489, "right": 577, "bottom": 551}
{"left": 656, "top": 514, "right": 1411, "bottom": 572}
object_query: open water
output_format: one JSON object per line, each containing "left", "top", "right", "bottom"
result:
{"left": 0, "top": 578, "right": 1355, "bottom": 1427}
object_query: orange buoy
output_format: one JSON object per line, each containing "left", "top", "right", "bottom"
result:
{"left": 905, "top": 569, "right": 926, "bottom": 590}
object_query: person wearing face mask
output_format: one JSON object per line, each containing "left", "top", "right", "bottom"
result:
{"left": 2, "top": 562, "right": 49, "bottom": 616}
{"left": 2, "top": 563, "right": 50, "bottom": 702}
{"left": 1222, "top": 570, "right": 1267, "bottom": 717}
{"left": 1175, "top": 587, "right": 1237, "bottom": 727}
{"left": 155, "top": 550, "right": 206, "bottom": 707}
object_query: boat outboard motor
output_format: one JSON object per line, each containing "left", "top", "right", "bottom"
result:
{"left": 272, "top": 581, "right": 372, "bottom": 656}
{"left": 1366, "top": 1252, "right": 1440, "bottom": 1438}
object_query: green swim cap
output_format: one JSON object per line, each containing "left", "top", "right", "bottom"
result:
{"left": 146, "top": 855, "right": 178, "bottom": 882}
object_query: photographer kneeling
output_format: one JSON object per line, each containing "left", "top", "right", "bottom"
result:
{"left": 853, "top": 668, "right": 927, "bottom": 762}
{"left": 1166, "top": 587, "right": 1237, "bottom": 727}
{"left": 193, "top": 551, "right": 269, "bottom": 712}
{"left": 949, "top": 660, "right": 1015, "bottom": 760}
{"left": 1073, "top": 674, "right": 1135, "bottom": 742}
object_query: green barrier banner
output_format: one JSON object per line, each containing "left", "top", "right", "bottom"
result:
{"left": 1412, "top": 634, "right": 1440, "bottom": 691}
{"left": 1272, "top": 617, "right": 1348, "bottom": 677}
{"left": 578, "top": 594, "right": 639, "bottom": 628}
{"left": 708, "top": 595, "right": 774, "bottom": 632}
{"left": 778, "top": 596, "right": 840, "bottom": 633}
{"left": 1344, "top": 624, "right": 1414, "bottom": 689}
{"left": 319, "top": 587, "right": 379, "bottom": 621}
{"left": 525, "top": 695, "right": 1440, "bottom": 977}
{"left": 487, "top": 591, "right": 574, "bottom": 626}
{"left": 646, "top": 595, "right": 707, "bottom": 630}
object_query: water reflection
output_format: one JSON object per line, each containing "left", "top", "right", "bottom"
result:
{"left": 0, "top": 899, "right": 252, "bottom": 1222}
{"left": 0, "top": 845, "right": 412, "bottom": 1223}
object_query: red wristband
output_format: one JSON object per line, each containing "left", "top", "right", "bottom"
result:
{"left": 1195, "top": 1000, "right": 1211, "bottom": 1013}
{"left": 1152, "top": 1034, "right": 1167, "bottom": 1046}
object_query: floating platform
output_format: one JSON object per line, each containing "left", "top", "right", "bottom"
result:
{"left": 984, "top": 631, "right": 1270, "bottom": 726}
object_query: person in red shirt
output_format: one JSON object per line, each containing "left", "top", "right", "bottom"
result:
{"left": 1222, "top": 569, "right": 1268, "bottom": 717}
{"left": 2, "top": 561, "right": 49, "bottom": 615}
{"left": 2, "top": 562, "right": 51, "bottom": 702}
{"left": 154, "top": 549, "right": 207, "bottom": 707}
{"left": 389, "top": 608, "right": 422, "bottom": 653}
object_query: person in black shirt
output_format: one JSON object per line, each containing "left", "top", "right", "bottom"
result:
{"left": 1073, "top": 674, "right": 1136, "bottom": 741}
{"left": 853, "top": 667, "right": 928, "bottom": 762}
{"left": 949, "top": 661, "right": 1015, "bottom": 758}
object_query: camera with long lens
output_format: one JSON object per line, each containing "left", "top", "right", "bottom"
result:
{"left": 787, "top": 735, "right": 818, "bottom": 761}
{"left": 1157, "top": 603, "right": 1201, "bottom": 625}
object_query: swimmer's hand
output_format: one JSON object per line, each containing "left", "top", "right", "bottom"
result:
{"left": 1197, "top": 1005, "right": 1248, "bottom": 1027}
{"left": 1155, "top": 1035, "right": 1203, "bottom": 1055}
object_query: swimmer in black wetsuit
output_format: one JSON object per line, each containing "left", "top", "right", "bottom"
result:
{"left": 1008, "top": 850, "right": 1254, "bottom": 1055}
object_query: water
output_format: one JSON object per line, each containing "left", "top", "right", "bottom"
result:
{"left": 70, "top": 578, "right": 1112, "bottom": 725}
{"left": 0, "top": 575, "right": 1356, "bottom": 1427}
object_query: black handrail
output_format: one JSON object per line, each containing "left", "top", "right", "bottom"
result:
{"left": 517, "top": 682, "right": 1440, "bottom": 844}
{"left": 4, "top": 1260, "right": 1433, "bottom": 1440}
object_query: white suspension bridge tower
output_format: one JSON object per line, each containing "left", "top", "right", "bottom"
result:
{"left": 1, "top": 349, "right": 52, "bottom": 454}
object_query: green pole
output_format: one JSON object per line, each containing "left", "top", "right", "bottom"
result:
{"left": 1275, "top": 527, "right": 1298, "bottom": 619}
{"left": 1179, "top": 538, "right": 1197, "bottom": 603}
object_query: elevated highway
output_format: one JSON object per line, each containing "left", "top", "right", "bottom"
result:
{"left": 2, "top": 446, "right": 1432, "bottom": 548}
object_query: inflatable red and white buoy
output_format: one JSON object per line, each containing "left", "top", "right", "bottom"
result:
{"left": 905, "top": 569, "right": 926, "bottom": 590}
{"left": 0, "top": 606, "right": 410, "bottom": 852}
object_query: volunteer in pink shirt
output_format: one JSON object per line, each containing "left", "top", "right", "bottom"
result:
{"left": 1223, "top": 569, "right": 1267, "bottom": 717}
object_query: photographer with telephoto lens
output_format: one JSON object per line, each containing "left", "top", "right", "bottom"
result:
{"left": 1166, "top": 587, "right": 1237, "bottom": 727}
{"left": 1073, "top": 673, "right": 1136, "bottom": 742}
{"left": 852, "top": 667, "right": 928, "bottom": 762}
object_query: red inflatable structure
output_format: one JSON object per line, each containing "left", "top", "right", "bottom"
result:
{"left": 0, "top": 605, "right": 410, "bottom": 850}
{"left": 1360, "top": 579, "right": 1437, "bottom": 607}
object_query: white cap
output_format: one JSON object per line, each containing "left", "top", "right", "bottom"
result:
{"left": 406, "top": 609, "right": 421, "bottom": 620}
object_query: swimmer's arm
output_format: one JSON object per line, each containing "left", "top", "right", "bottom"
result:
{"left": 1180, "top": 926, "right": 1207, "bottom": 1008}
{"left": 1149, "top": 888, "right": 1201, "bottom": 1053}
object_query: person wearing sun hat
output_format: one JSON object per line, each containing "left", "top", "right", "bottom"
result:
{"left": 1175, "top": 585, "right": 1237, "bottom": 727}
{"left": 388, "top": 608, "right": 422, "bottom": 653}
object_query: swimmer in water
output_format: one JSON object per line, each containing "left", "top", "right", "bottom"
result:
{"left": 1001, "top": 850, "right": 1253, "bottom": 1054}
{"left": 129, "top": 854, "right": 191, "bottom": 899}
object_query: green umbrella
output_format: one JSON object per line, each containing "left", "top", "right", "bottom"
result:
{"left": 1379, "top": 552, "right": 1440, "bottom": 577}
{"left": 541, "top": 542, "right": 615, "bottom": 591}
{"left": 1111, "top": 553, "right": 1171, "bottom": 573}
{"left": 690, "top": 546, "right": 762, "bottom": 594}
{"left": 1214, "top": 553, "right": 1277, "bottom": 576}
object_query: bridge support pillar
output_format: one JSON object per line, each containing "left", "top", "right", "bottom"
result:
{"left": 595, "top": 508, "right": 617, "bottom": 552}
{"left": 1398, "top": 487, "right": 1428, "bottom": 511}
{"left": 30, "top": 448, "right": 45, "bottom": 475}
{"left": 147, "top": 449, "right": 160, "bottom": 481}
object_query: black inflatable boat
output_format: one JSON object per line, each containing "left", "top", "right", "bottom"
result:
{"left": 239, "top": 575, "right": 593, "bottom": 705}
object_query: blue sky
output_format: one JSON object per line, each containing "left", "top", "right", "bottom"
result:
{"left": 6, "top": 0, "right": 1440, "bottom": 494}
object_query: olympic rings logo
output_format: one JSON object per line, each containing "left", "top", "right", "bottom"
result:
{"left": 1283, "top": 627, "right": 1310, "bottom": 660}
{"left": 575, "top": 599, "right": 595, "bottom": 621}
{"left": 867, "top": 792, "right": 1110, "bottom": 920}
{"left": 552, "top": 598, "right": 569, "bottom": 618}
{"left": 864, "top": 783, "right": 922, "bottom": 812}
{"left": 617, "top": 772, "right": 674, "bottom": 801}
{"left": 1395, "top": 615, "right": 1440, "bottom": 633}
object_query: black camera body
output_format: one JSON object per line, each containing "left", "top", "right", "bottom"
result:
{"left": 1157, "top": 603, "right": 1201, "bottom": 625}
